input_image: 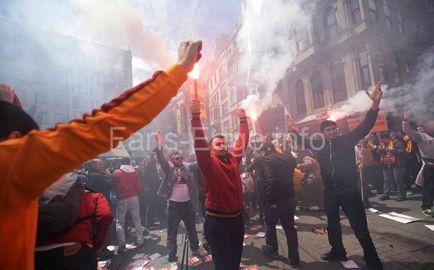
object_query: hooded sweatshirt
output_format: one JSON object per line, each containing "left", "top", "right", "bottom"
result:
{"left": 113, "top": 165, "right": 143, "bottom": 200}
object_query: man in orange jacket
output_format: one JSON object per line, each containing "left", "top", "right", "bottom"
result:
{"left": 0, "top": 40, "right": 202, "bottom": 270}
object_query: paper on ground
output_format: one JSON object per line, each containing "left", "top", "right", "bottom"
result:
{"left": 425, "top": 225, "right": 434, "bottom": 231}
{"left": 256, "top": 232, "right": 265, "bottom": 237}
{"left": 294, "top": 216, "right": 299, "bottom": 220}
{"left": 379, "top": 212, "right": 421, "bottom": 224}
{"left": 276, "top": 225, "right": 283, "bottom": 229}
{"left": 133, "top": 253, "right": 146, "bottom": 259}
{"left": 341, "top": 260, "right": 359, "bottom": 268}
{"left": 131, "top": 259, "right": 149, "bottom": 269}
{"left": 97, "top": 260, "right": 111, "bottom": 268}
{"left": 149, "top": 253, "right": 161, "bottom": 260}
{"left": 126, "top": 243, "right": 137, "bottom": 249}
{"left": 368, "top": 208, "right": 379, "bottom": 213}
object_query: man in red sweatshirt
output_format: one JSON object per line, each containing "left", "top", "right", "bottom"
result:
{"left": 113, "top": 157, "right": 144, "bottom": 253}
{"left": 190, "top": 98, "right": 249, "bottom": 270}
{"left": 35, "top": 177, "right": 113, "bottom": 270}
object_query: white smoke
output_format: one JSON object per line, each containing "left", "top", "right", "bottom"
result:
{"left": 237, "top": 0, "right": 315, "bottom": 119}
{"left": 329, "top": 49, "right": 434, "bottom": 122}
{"left": 70, "top": 0, "right": 176, "bottom": 69}
{"left": 240, "top": 93, "right": 272, "bottom": 120}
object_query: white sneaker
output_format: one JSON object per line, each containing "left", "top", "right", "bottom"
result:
{"left": 192, "top": 246, "right": 208, "bottom": 257}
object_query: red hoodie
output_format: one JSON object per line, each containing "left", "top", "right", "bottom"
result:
{"left": 192, "top": 115, "right": 249, "bottom": 214}
{"left": 113, "top": 165, "right": 143, "bottom": 200}
{"left": 37, "top": 191, "right": 113, "bottom": 249}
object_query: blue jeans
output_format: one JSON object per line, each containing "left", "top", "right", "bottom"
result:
{"left": 167, "top": 200, "right": 199, "bottom": 260}
{"left": 264, "top": 199, "right": 299, "bottom": 266}
{"left": 383, "top": 167, "right": 406, "bottom": 198}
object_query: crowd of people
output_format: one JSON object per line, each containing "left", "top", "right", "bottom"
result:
{"left": 0, "top": 39, "right": 433, "bottom": 270}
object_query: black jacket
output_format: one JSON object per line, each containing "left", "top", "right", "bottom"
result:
{"left": 316, "top": 109, "right": 379, "bottom": 189}
{"left": 155, "top": 149, "right": 197, "bottom": 200}
{"left": 86, "top": 169, "right": 111, "bottom": 199}
{"left": 316, "top": 110, "right": 378, "bottom": 188}
{"left": 262, "top": 152, "right": 297, "bottom": 205}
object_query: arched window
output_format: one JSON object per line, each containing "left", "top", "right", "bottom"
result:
{"left": 358, "top": 48, "right": 371, "bottom": 90}
{"left": 295, "top": 80, "right": 306, "bottom": 115}
{"left": 295, "top": 28, "right": 310, "bottom": 52}
{"left": 368, "top": 0, "right": 378, "bottom": 23}
{"left": 311, "top": 71, "right": 325, "bottom": 109}
{"left": 325, "top": 6, "right": 338, "bottom": 39}
{"left": 396, "top": 9, "right": 404, "bottom": 33}
{"left": 348, "top": 0, "right": 361, "bottom": 24}
{"left": 377, "top": 49, "right": 387, "bottom": 83}
{"left": 382, "top": 0, "right": 392, "bottom": 29}
{"left": 391, "top": 53, "right": 401, "bottom": 84}
{"left": 330, "top": 61, "right": 347, "bottom": 102}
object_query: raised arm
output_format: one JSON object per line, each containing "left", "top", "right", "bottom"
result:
{"left": 154, "top": 129, "right": 171, "bottom": 172}
{"left": 402, "top": 112, "right": 423, "bottom": 143}
{"left": 191, "top": 98, "right": 212, "bottom": 170}
{"left": 231, "top": 108, "right": 249, "bottom": 162}
{"left": 0, "top": 40, "right": 202, "bottom": 206}
{"left": 285, "top": 114, "right": 316, "bottom": 150}
{"left": 347, "top": 82, "right": 382, "bottom": 145}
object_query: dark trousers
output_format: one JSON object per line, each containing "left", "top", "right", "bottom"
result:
{"left": 422, "top": 167, "right": 434, "bottom": 210}
{"left": 204, "top": 214, "right": 244, "bottom": 270}
{"left": 363, "top": 165, "right": 375, "bottom": 189}
{"left": 373, "top": 165, "right": 384, "bottom": 194}
{"left": 324, "top": 188, "right": 382, "bottom": 269}
{"left": 264, "top": 199, "right": 299, "bottom": 266}
{"left": 167, "top": 200, "right": 199, "bottom": 260}
{"left": 35, "top": 244, "right": 96, "bottom": 270}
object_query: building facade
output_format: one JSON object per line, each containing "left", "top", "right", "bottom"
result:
{"left": 278, "top": 0, "right": 434, "bottom": 125}
{"left": 0, "top": 18, "right": 133, "bottom": 128}
{"left": 204, "top": 0, "right": 434, "bottom": 135}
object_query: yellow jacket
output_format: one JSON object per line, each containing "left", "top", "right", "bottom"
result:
{"left": 0, "top": 65, "right": 187, "bottom": 270}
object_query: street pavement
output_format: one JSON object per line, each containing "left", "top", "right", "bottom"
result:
{"left": 100, "top": 191, "right": 434, "bottom": 270}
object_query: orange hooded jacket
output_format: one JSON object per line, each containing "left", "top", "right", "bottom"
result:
{"left": 0, "top": 65, "right": 187, "bottom": 270}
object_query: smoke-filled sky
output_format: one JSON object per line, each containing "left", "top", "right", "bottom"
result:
{"left": 1, "top": 0, "right": 433, "bottom": 125}
{"left": 0, "top": 0, "right": 240, "bottom": 83}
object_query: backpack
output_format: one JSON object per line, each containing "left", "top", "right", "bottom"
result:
{"left": 37, "top": 172, "right": 85, "bottom": 235}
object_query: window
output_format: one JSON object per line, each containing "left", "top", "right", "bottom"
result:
{"left": 295, "top": 80, "right": 306, "bottom": 115}
{"left": 391, "top": 53, "right": 401, "bottom": 84}
{"left": 330, "top": 61, "right": 347, "bottom": 102}
{"left": 311, "top": 71, "right": 325, "bottom": 109}
{"left": 222, "top": 101, "right": 228, "bottom": 116}
{"left": 230, "top": 85, "right": 237, "bottom": 106}
{"left": 377, "top": 49, "right": 388, "bottom": 83}
{"left": 223, "top": 120, "right": 229, "bottom": 134}
{"left": 295, "top": 28, "right": 310, "bottom": 52}
{"left": 325, "top": 6, "right": 338, "bottom": 39}
{"left": 348, "top": 0, "right": 361, "bottom": 24}
{"left": 358, "top": 48, "right": 371, "bottom": 89}
{"left": 368, "top": 0, "right": 378, "bottom": 23}
{"left": 382, "top": 0, "right": 392, "bottom": 29}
